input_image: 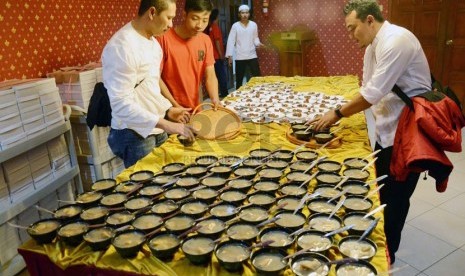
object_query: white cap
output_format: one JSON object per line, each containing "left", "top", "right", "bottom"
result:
{"left": 238, "top": 4, "right": 250, "bottom": 12}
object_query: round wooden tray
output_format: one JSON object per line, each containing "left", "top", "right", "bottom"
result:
{"left": 189, "top": 103, "right": 242, "bottom": 140}
{"left": 286, "top": 127, "right": 342, "bottom": 149}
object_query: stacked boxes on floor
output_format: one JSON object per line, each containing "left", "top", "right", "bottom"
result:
{"left": 0, "top": 79, "right": 64, "bottom": 150}
{"left": 55, "top": 69, "right": 97, "bottom": 110}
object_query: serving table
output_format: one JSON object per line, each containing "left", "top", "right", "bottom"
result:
{"left": 18, "top": 76, "right": 389, "bottom": 276}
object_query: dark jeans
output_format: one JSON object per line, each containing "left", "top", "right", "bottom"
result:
{"left": 235, "top": 58, "right": 260, "bottom": 89}
{"left": 214, "top": 59, "right": 228, "bottom": 97}
{"left": 108, "top": 128, "right": 168, "bottom": 168}
{"left": 375, "top": 143, "right": 419, "bottom": 263}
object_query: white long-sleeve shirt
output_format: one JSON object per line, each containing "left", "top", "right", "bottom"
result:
{"left": 225, "top": 20, "right": 261, "bottom": 60}
{"left": 102, "top": 23, "right": 172, "bottom": 138}
{"left": 360, "top": 21, "right": 431, "bottom": 148}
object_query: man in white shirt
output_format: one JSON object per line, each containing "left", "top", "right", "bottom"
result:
{"left": 225, "top": 4, "right": 264, "bottom": 89}
{"left": 102, "top": 0, "right": 195, "bottom": 168}
{"left": 312, "top": 0, "right": 431, "bottom": 264}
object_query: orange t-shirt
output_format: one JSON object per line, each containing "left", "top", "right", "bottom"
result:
{"left": 157, "top": 28, "right": 215, "bottom": 110}
{"left": 208, "top": 23, "right": 224, "bottom": 60}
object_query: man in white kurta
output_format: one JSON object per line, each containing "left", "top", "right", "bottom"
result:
{"left": 225, "top": 4, "right": 264, "bottom": 89}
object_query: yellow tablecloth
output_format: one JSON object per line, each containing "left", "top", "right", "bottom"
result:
{"left": 19, "top": 76, "right": 389, "bottom": 275}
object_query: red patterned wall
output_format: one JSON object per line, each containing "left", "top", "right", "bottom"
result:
{"left": 0, "top": 0, "right": 140, "bottom": 81}
{"left": 1, "top": 0, "right": 388, "bottom": 81}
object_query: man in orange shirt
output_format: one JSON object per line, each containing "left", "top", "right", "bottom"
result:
{"left": 158, "top": 0, "right": 221, "bottom": 110}
{"left": 205, "top": 8, "right": 228, "bottom": 98}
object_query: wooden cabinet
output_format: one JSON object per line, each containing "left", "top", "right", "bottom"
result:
{"left": 271, "top": 30, "right": 315, "bottom": 77}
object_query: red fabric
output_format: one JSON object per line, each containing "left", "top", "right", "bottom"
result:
{"left": 208, "top": 23, "right": 224, "bottom": 60}
{"left": 391, "top": 95, "right": 465, "bottom": 192}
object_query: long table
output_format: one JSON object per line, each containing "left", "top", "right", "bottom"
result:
{"left": 18, "top": 76, "right": 389, "bottom": 275}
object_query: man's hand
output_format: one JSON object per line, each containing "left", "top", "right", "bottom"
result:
{"left": 309, "top": 110, "right": 339, "bottom": 132}
{"left": 211, "top": 99, "right": 223, "bottom": 110}
{"left": 166, "top": 107, "right": 191, "bottom": 124}
{"left": 163, "top": 121, "right": 196, "bottom": 141}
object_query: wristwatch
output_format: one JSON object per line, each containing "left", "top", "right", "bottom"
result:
{"left": 334, "top": 108, "right": 344, "bottom": 119}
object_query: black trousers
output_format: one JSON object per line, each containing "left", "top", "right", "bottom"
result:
{"left": 235, "top": 58, "right": 260, "bottom": 89}
{"left": 375, "top": 143, "right": 420, "bottom": 262}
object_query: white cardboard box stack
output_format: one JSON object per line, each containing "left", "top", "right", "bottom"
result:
{"left": 0, "top": 219, "right": 22, "bottom": 266}
{"left": 0, "top": 88, "right": 26, "bottom": 150}
{"left": 3, "top": 153, "right": 35, "bottom": 203}
{"left": 0, "top": 167, "right": 9, "bottom": 208}
{"left": 47, "top": 135, "right": 72, "bottom": 178}
{"left": 95, "top": 67, "right": 103, "bottom": 83}
{"left": 27, "top": 144, "right": 53, "bottom": 189}
{"left": 56, "top": 70, "right": 97, "bottom": 110}
{"left": 56, "top": 180, "right": 76, "bottom": 203}
{"left": 13, "top": 81, "right": 47, "bottom": 139}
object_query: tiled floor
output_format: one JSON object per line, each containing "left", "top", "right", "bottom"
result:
{"left": 14, "top": 128, "right": 465, "bottom": 276}
{"left": 393, "top": 128, "right": 465, "bottom": 275}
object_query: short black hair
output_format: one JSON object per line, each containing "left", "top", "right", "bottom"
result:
{"left": 343, "top": 0, "right": 384, "bottom": 22}
{"left": 184, "top": 0, "right": 213, "bottom": 13}
{"left": 209, "top": 8, "right": 219, "bottom": 22}
{"left": 138, "top": 0, "right": 175, "bottom": 16}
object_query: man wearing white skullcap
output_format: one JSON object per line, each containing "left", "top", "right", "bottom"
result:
{"left": 226, "top": 4, "right": 264, "bottom": 89}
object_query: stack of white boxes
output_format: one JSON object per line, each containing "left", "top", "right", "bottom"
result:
{"left": 0, "top": 167, "right": 9, "bottom": 209}
{"left": 27, "top": 145, "right": 53, "bottom": 189}
{"left": 56, "top": 70, "right": 97, "bottom": 110}
{"left": 0, "top": 218, "right": 22, "bottom": 268}
{"left": 0, "top": 79, "right": 64, "bottom": 150}
{"left": 2, "top": 153, "right": 34, "bottom": 204}
{"left": 47, "top": 135, "right": 72, "bottom": 179}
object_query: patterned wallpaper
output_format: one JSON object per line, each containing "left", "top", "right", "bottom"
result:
{"left": 0, "top": 0, "right": 388, "bottom": 81}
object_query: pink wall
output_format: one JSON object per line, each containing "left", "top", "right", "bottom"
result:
{"left": 251, "top": 0, "right": 389, "bottom": 78}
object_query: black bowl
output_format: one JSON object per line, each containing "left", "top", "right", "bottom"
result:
{"left": 289, "top": 160, "right": 313, "bottom": 172}
{"left": 315, "top": 172, "right": 342, "bottom": 186}
{"left": 342, "top": 180, "right": 369, "bottom": 196}
{"left": 242, "top": 157, "right": 264, "bottom": 168}
{"left": 192, "top": 187, "right": 218, "bottom": 204}
{"left": 91, "top": 178, "right": 117, "bottom": 194}
{"left": 147, "top": 230, "right": 181, "bottom": 260}
{"left": 129, "top": 170, "right": 154, "bottom": 183}
{"left": 27, "top": 218, "right": 61, "bottom": 244}
{"left": 105, "top": 211, "right": 135, "bottom": 228}
{"left": 75, "top": 191, "right": 103, "bottom": 208}
{"left": 185, "top": 165, "right": 209, "bottom": 178}
{"left": 274, "top": 211, "right": 307, "bottom": 231}
{"left": 258, "top": 168, "right": 283, "bottom": 182}
{"left": 196, "top": 218, "right": 225, "bottom": 238}
{"left": 114, "top": 181, "right": 140, "bottom": 194}
{"left": 286, "top": 171, "right": 313, "bottom": 185}
{"left": 233, "top": 167, "right": 257, "bottom": 180}
{"left": 83, "top": 226, "right": 114, "bottom": 251}
{"left": 248, "top": 193, "right": 276, "bottom": 209}
{"left": 57, "top": 221, "right": 89, "bottom": 246}
{"left": 307, "top": 198, "right": 337, "bottom": 214}
{"left": 277, "top": 196, "right": 302, "bottom": 212}
{"left": 227, "top": 222, "right": 259, "bottom": 244}
{"left": 343, "top": 195, "right": 373, "bottom": 213}
{"left": 265, "top": 159, "right": 288, "bottom": 170}
{"left": 336, "top": 259, "right": 378, "bottom": 275}
{"left": 164, "top": 187, "right": 191, "bottom": 201}
{"left": 124, "top": 196, "right": 152, "bottom": 212}
{"left": 164, "top": 215, "right": 195, "bottom": 234}
{"left": 253, "top": 180, "right": 280, "bottom": 195}
{"left": 131, "top": 213, "right": 163, "bottom": 233}
{"left": 151, "top": 199, "right": 179, "bottom": 217}
{"left": 279, "top": 184, "right": 307, "bottom": 198}
{"left": 272, "top": 149, "right": 294, "bottom": 162}
{"left": 219, "top": 190, "right": 247, "bottom": 206}
{"left": 250, "top": 247, "right": 288, "bottom": 275}
{"left": 295, "top": 150, "right": 319, "bottom": 162}
{"left": 195, "top": 155, "right": 218, "bottom": 166}
{"left": 209, "top": 203, "right": 238, "bottom": 221}
{"left": 177, "top": 134, "right": 195, "bottom": 146}
{"left": 152, "top": 173, "right": 177, "bottom": 185}
{"left": 290, "top": 252, "right": 330, "bottom": 276}
{"left": 209, "top": 166, "right": 232, "bottom": 178}
{"left": 175, "top": 177, "right": 200, "bottom": 189}
{"left": 112, "top": 229, "right": 146, "bottom": 258}
{"left": 314, "top": 133, "right": 334, "bottom": 144}
{"left": 239, "top": 206, "right": 269, "bottom": 225}
{"left": 138, "top": 185, "right": 164, "bottom": 198}
{"left": 316, "top": 160, "right": 342, "bottom": 173}
{"left": 180, "top": 200, "right": 208, "bottom": 218}
{"left": 162, "top": 162, "right": 186, "bottom": 175}
{"left": 313, "top": 184, "right": 342, "bottom": 200}
{"left": 201, "top": 176, "right": 227, "bottom": 190}
{"left": 99, "top": 192, "right": 128, "bottom": 208}
{"left": 338, "top": 235, "right": 378, "bottom": 261}
{"left": 259, "top": 226, "right": 294, "bottom": 250}
{"left": 218, "top": 155, "right": 242, "bottom": 167}
{"left": 79, "top": 206, "right": 109, "bottom": 225}
{"left": 181, "top": 234, "right": 215, "bottom": 265}
{"left": 343, "top": 211, "right": 376, "bottom": 236}
{"left": 296, "top": 229, "right": 333, "bottom": 255}
{"left": 291, "top": 123, "right": 308, "bottom": 133}
{"left": 343, "top": 157, "right": 369, "bottom": 169}
{"left": 294, "top": 130, "right": 312, "bottom": 141}
{"left": 228, "top": 178, "right": 253, "bottom": 192}
{"left": 215, "top": 240, "right": 250, "bottom": 272}
{"left": 308, "top": 213, "right": 342, "bottom": 233}
{"left": 54, "top": 204, "right": 82, "bottom": 222}
{"left": 249, "top": 148, "right": 271, "bottom": 159}
{"left": 343, "top": 168, "right": 370, "bottom": 182}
